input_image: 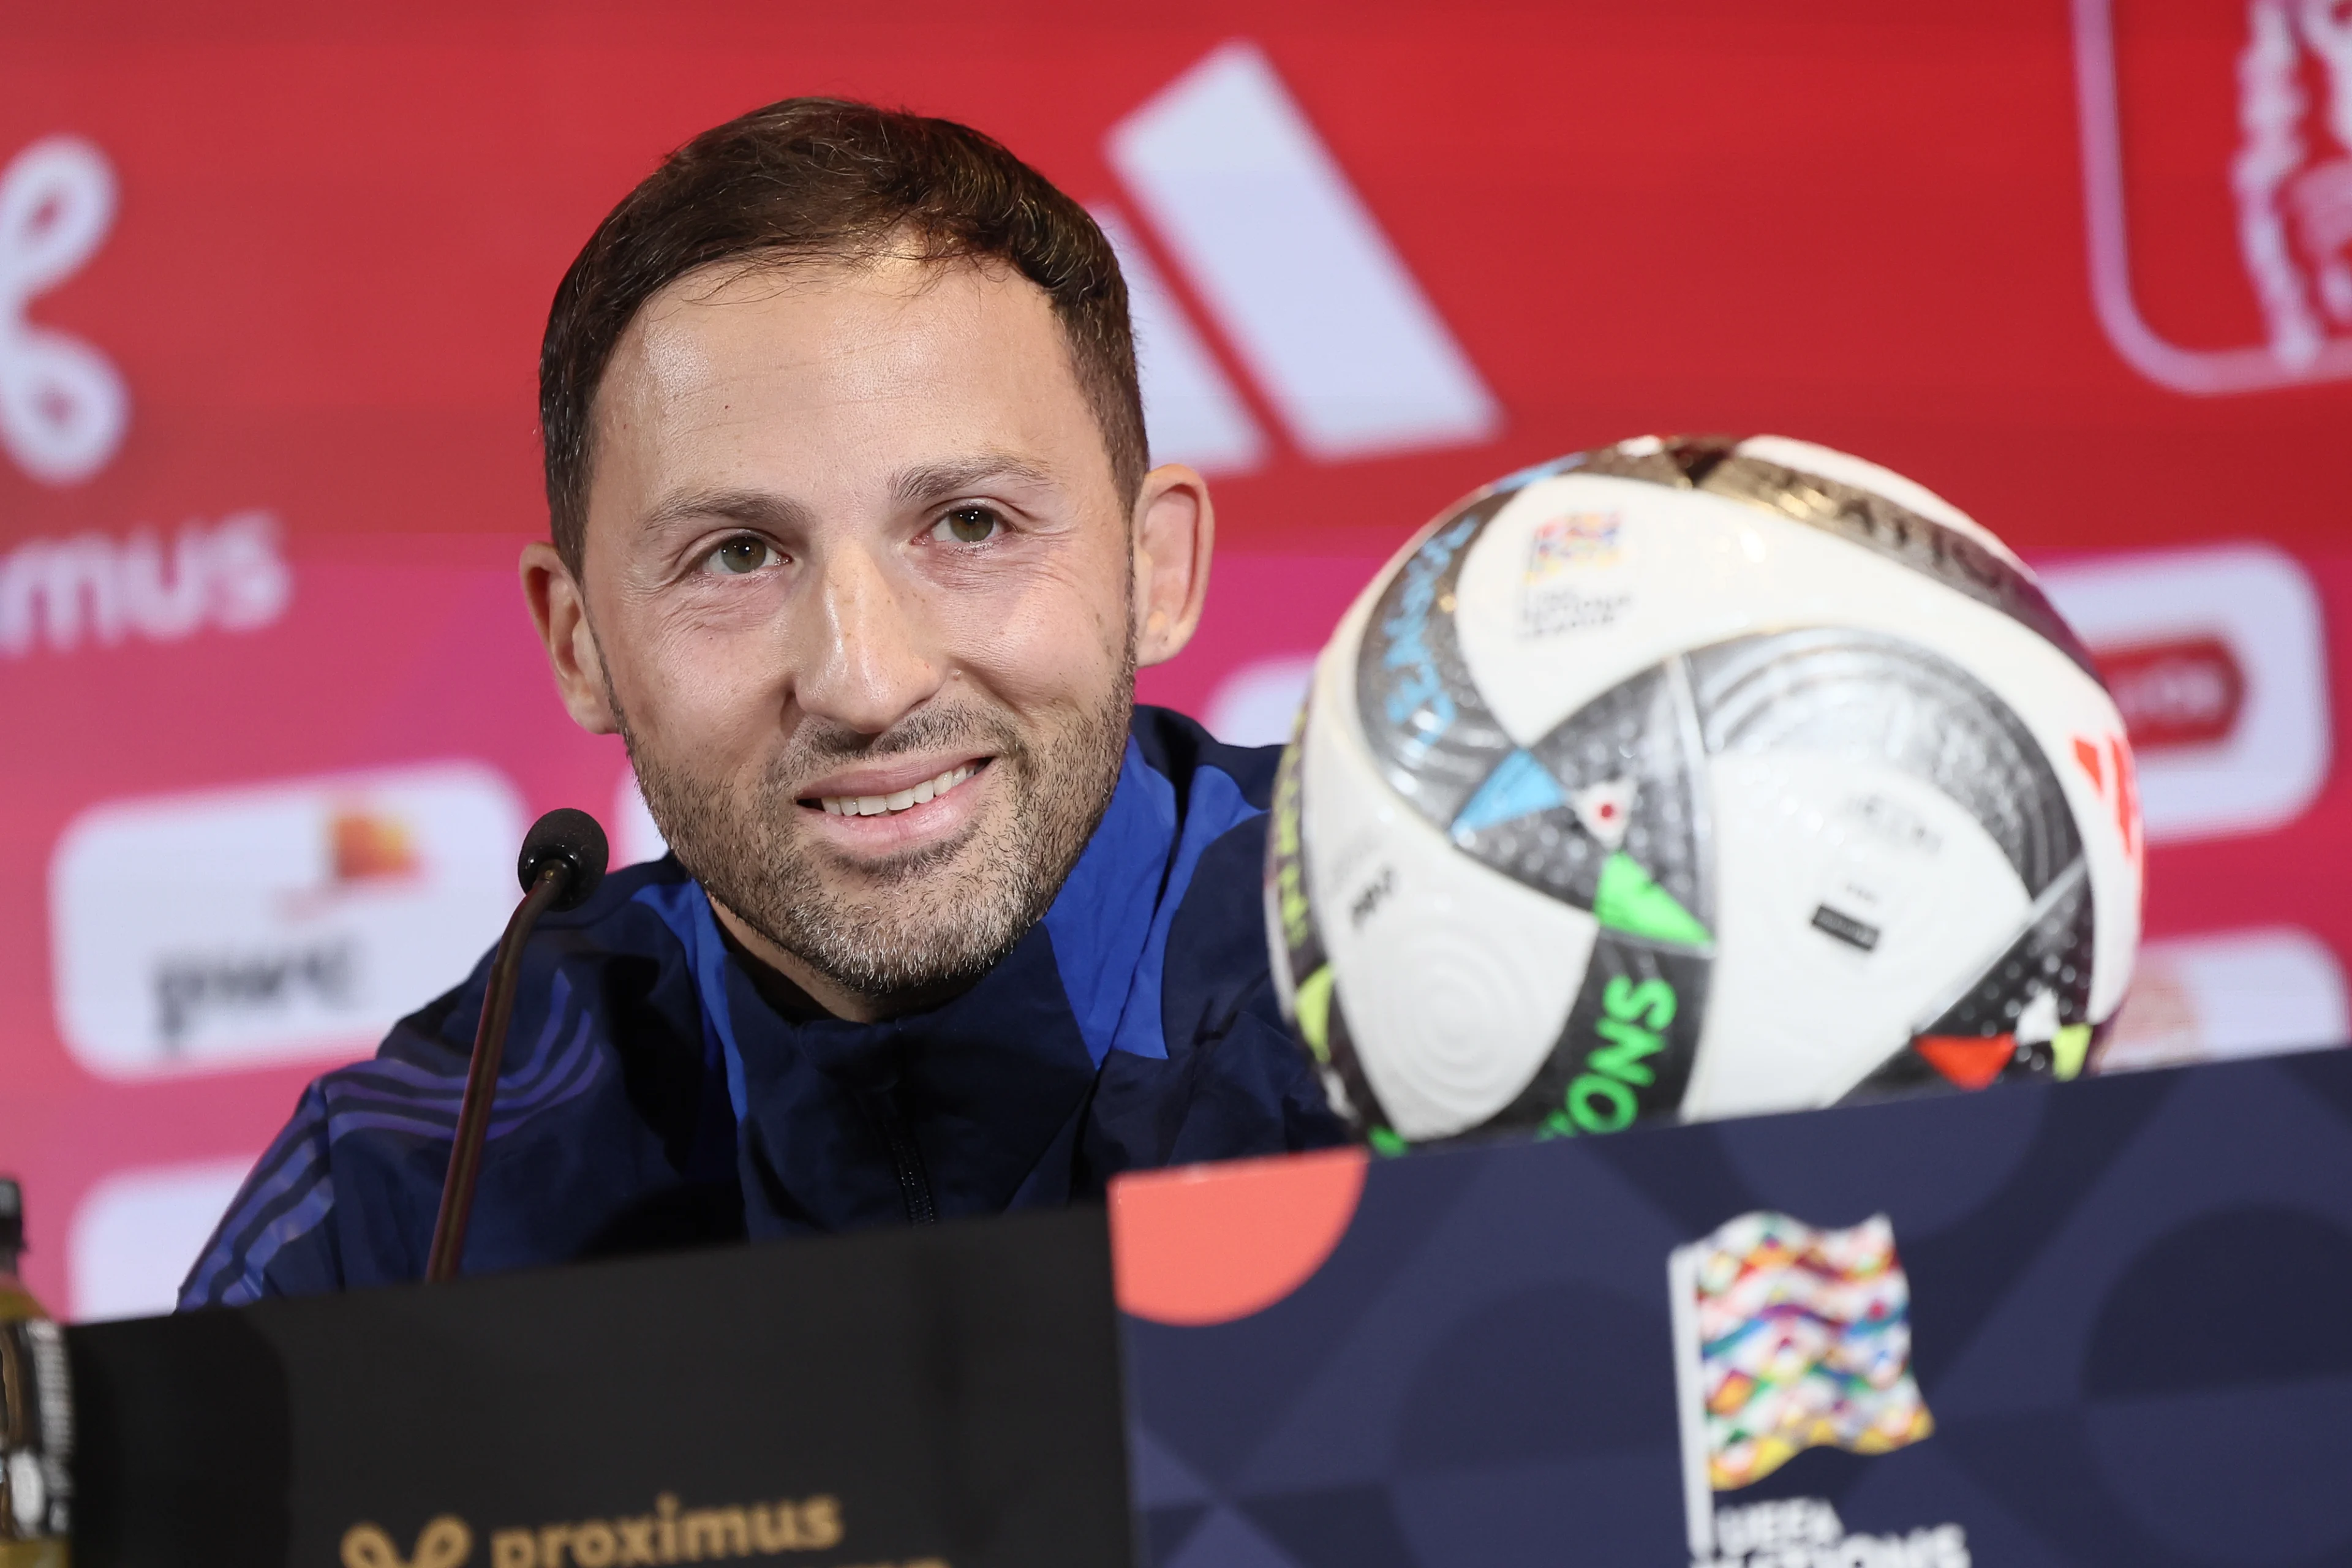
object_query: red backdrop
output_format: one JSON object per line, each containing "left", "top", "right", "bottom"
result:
{"left": 4, "top": 0, "right": 2347, "bottom": 1316}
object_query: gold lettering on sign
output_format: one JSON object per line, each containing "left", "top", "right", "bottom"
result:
{"left": 657, "top": 1493, "right": 680, "bottom": 1563}
{"left": 470, "top": 1496, "right": 850, "bottom": 1568}
{"left": 570, "top": 1521, "right": 617, "bottom": 1568}
{"left": 797, "top": 1499, "right": 841, "bottom": 1551}
{"left": 342, "top": 1517, "right": 475, "bottom": 1568}
{"left": 680, "top": 1510, "right": 749, "bottom": 1561}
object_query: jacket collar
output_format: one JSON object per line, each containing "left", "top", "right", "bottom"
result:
{"left": 664, "top": 736, "right": 1183, "bottom": 1232}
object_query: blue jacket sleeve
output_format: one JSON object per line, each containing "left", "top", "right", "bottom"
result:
{"left": 177, "top": 1081, "right": 346, "bottom": 1308}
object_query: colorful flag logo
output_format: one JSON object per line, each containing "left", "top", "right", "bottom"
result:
{"left": 1523, "top": 511, "right": 1625, "bottom": 582}
{"left": 1670, "top": 1212, "right": 1936, "bottom": 1553}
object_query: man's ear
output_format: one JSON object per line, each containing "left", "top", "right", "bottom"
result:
{"left": 520, "top": 540, "right": 620, "bottom": 734}
{"left": 1131, "top": 463, "right": 1214, "bottom": 668}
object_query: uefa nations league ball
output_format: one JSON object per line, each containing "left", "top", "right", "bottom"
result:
{"left": 1265, "top": 435, "right": 2144, "bottom": 1149}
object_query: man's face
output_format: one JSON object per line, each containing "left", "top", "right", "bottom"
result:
{"left": 545, "top": 254, "right": 1173, "bottom": 1014}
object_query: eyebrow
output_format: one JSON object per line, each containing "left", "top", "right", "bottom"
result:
{"left": 891, "top": 453, "right": 1060, "bottom": 508}
{"left": 637, "top": 453, "right": 1060, "bottom": 537}
{"left": 638, "top": 488, "right": 817, "bottom": 535}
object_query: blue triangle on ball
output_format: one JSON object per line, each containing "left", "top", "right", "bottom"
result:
{"left": 1451, "top": 749, "right": 1566, "bottom": 838}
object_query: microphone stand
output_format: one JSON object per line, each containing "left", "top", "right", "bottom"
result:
{"left": 424, "top": 807, "right": 608, "bottom": 1284}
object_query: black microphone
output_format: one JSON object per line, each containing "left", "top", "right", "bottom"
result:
{"left": 517, "top": 807, "right": 609, "bottom": 913}
{"left": 424, "top": 808, "right": 610, "bottom": 1283}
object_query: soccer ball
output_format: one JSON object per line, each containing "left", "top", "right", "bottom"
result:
{"left": 1265, "top": 435, "right": 2143, "bottom": 1148}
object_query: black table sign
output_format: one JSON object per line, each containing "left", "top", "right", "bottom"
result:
{"left": 69, "top": 1207, "right": 1131, "bottom": 1568}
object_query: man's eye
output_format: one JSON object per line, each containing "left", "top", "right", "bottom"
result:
{"left": 934, "top": 506, "right": 1001, "bottom": 545}
{"left": 704, "top": 537, "right": 778, "bottom": 575}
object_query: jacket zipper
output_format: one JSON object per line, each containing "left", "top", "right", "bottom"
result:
{"left": 867, "top": 1084, "right": 938, "bottom": 1226}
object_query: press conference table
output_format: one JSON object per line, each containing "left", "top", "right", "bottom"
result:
{"left": 69, "top": 1047, "right": 2352, "bottom": 1568}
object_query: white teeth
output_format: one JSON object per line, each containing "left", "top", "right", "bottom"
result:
{"left": 818, "top": 764, "right": 977, "bottom": 819}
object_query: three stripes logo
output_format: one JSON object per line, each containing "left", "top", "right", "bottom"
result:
{"left": 1094, "top": 42, "right": 1501, "bottom": 475}
{"left": 0, "top": 58, "right": 1492, "bottom": 491}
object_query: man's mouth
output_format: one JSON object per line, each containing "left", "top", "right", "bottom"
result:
{"left": 812, "top": 762, "right": 983, "bottom": 818}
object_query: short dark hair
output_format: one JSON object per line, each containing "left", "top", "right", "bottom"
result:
{"left": 539, "top": 97, "right": 1146, "bottom": 574}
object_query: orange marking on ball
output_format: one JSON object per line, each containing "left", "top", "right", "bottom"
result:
{"left": 1913, "top": 1035, "right": 2015, "bottom": 1091}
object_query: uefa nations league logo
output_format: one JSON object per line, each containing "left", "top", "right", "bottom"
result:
{"left": 1670, "top": 1212, "right": 1970, "bottom": 1567}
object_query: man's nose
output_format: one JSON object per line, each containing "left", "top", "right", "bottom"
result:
{"left": 793, "top": 543, "right": 943, "bottom": 734}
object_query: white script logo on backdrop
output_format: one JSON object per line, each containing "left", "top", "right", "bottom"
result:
{"left": 2076, "top": 0, "right": 2352, "bottom": 393}
{"left": 0, "top": 135, "right": 127, "bottom": 483}
{"left": 0, "top": 511, "right": 290, "bottom": 658}
{"left": 1095, "top": 42, "right": 1501, "bottom": 474}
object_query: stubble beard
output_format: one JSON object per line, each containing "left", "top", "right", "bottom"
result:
{"left": 616, "top": 656, "right": 1135, "bottom": 1011}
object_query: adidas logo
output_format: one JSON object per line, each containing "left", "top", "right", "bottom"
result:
{"left": 0, "top": 57, "right": 1491, "bottom": 493}
{"left": 1095, "top": 42, "right": 1501, "bottom": 474}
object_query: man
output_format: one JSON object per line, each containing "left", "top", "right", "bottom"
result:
{"left": 181, "top": 99, "right": 1342, "bottom": 1305}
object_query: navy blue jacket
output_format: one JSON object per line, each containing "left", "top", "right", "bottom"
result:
{"left": 180, "top": 708, "right": 1341, "bottom": 1306}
